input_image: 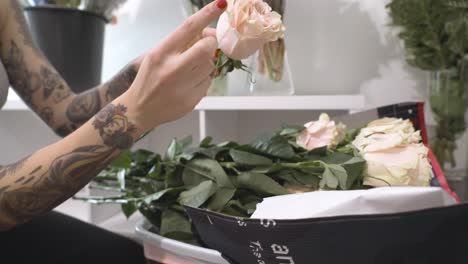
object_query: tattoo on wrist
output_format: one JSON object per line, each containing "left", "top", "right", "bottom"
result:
{"left": 93, "top": 104, "right": 136, "bottom": 149}
{"left": 66, "top": 89, "right": 101, "bottom": 124}
{"left": 105, "top": 65, "right": 138, "bottom": 101}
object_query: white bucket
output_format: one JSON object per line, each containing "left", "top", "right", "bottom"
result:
{"left": 135, "top": 221, "right": 229, "bottom": 264}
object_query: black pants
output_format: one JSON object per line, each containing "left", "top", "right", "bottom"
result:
{"left": 0, "top": 211, "right": 146, "bottom": 264}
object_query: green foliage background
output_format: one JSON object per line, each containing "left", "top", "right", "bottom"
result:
{"left": 387, "top": 0, "right": 468, "bottom": 168}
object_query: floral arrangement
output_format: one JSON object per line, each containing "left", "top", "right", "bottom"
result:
{"left": 78, "top": 114, "right": 432, "bottom": 244}
{"left": 387, "top": 0, "right": 468, "bottom": 169}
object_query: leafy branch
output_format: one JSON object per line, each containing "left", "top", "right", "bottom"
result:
{"left": 76, "top": 128, "right": 366, "bottom": 244}
{"left": 387, "top": 0, "right": 468, "bottom": 169}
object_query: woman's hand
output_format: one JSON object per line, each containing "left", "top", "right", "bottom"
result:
{"left": 120, "top": 0, "right": 228, "bottom": 133}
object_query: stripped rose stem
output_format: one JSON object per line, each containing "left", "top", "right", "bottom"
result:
{"left": 213, "top": 49, "right": 249, "bottom": 78}
{"left": 258, "top": 0, "right": 286, "bottom": 82}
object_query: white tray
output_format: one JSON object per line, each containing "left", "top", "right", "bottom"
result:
{"left": 135, "top": 221, "right": 229, "bottom": 264}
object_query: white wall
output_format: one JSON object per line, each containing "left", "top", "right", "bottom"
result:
{"left": 103, "top": 0, "right": 427, "bottom": 99}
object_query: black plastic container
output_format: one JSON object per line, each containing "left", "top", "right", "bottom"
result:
{"left": 24, "top": 6, "right": 106, "bottom": 93}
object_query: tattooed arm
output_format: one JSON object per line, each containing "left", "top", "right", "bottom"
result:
{"left": 0, "top": 0, "right": 224, "bottom": 231}
{"left": 0, "top": 0, "right": 141, "bottom": 136}
{"left": 0, "top": 100, "right": 141, "bottom": 230}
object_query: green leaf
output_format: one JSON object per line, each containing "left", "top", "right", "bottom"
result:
{"left": 132, "top": 149, "right": 155, "bottom": 163}
{"left": 250, "top": 133, "right": 296, "bottom": 159}
{"left": 320, "top": 166, "right": 339, "bottom": 189}
{"left": 229, "top": 149, "right": 273, "bottom": 166}
{"left": 217, "top": 141, "right": 239, "bottom": 148}
{"left": 290, "top": 170, "right": 321, "bottom": 189}
{"left": 182, "top": 147, "right": 228, "bottom": 160}
{"left": 251, "top": 163, "right": 284, "bottom": 174}
{"left": 327, "top": 164, "right": 348, "bottom": 190}
{"left": 178, "top": 180, "right": 217, "bottom": 208}
{"left": 166, "top": 139, "right": 182, "bottom": 160}
{"left": 302, "top": 146, "right": 328, "bottom": 160}
{"left": 200, "top": 136, "right": 213, "bottom": 147}
{"left": 279, "top": 125, "right": 304, "bottom": 136}
{"left": 183, "top": 159, "right": 234, "bottom": 188}
{"left": 342, "top": 156, "right": 366, "bottom": 188}
{"left": 143, "top": 188, "right": 176, "bottom": 204}
{"left": 236, "top": 173, "right": 289, "bottom": 196}
{"left": 111, "top": 150, "right": 132, "bottom": 168}
{"left": 339, "top": 129, "right": 360, "bottom": 146}
{"left": 148, "top": 163, "right": 162, "bottom": 180}
{"left": 165, "top": 168, "right": 184, "bottom": 188}
{"left": 180, "top": 136, "right": 193, "bottom": 149}
{"left": 320, "top": 152, "right": 354, "bottom": 164}
{"left": 207, "top": 187, "right": 236, "bottom": 211}
{"left": 121, "top": 202, "right": 138, "bottom": 218}
{"left": 222, "top": 200, "right": 249, "bottom": 217}
{"left": 160, "top": 209, "right": 193, "bottom": 241}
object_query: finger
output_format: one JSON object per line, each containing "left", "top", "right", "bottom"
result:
{"left": 194, "top": 77, "right": 212, "bottom": 100}
{"left": 166, "top": 0, "right": 226, "bottom": 51}
{"left": 183, "top": 77, "right": 211, "bottom": 113}
{"left": 180, "top": 36, "right": 218, "bottom": 70}
{"left": 185, "top": 58, "right": 215, "bottom": 87}
{"left": 202, "top": 28, "right": 217, "bottom": 38}
{"left": 183, "top": 27, "right": 217, "bottom": 53}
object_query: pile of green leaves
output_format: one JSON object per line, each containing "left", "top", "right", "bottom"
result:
{"left": 77, "top": 126, "right": 366, "bottom": 244}
{"left": 387, "top": 0, "right": 468, "bottom": 169}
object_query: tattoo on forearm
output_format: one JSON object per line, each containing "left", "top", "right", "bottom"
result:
{"left": 39, "top": 107, "right": 54, "bottom": 125}
{"left": 56, "top": 125, "right": 73, "bottom": 137}
{"left": 93, "top": 104, "right": 136, "bottom": 149}
{"left": 0, "top": 103, "right": 136, "bottom": 229}
{"left": 62, "top": 64, "right": 137, "bottom": 133}
{"left": 0, "top": 156, "right": 30, "bottom": 180}
{"left": 66, "top": 89, "right": 101, "bottom": 125}
{"left": 0, "top": 145, "right": 116, "bottom": 229}
{"left": 3, "top": 41, "right": 40, "bottom": 107}
{"left": 105, "top": 65, "right": 138, "bottom": 101}
{"left": 9, "top": 0, "right": 36, "bottom": 48}
{"left": 40, "top": 66, "right": 71, "bottom": 103}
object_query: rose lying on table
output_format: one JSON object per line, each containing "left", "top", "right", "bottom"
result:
{"left": 76, "top": 114, "right": 432, "bottom": 244}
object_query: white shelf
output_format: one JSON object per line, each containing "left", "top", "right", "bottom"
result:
{"left": 195, "top": 95, "right": 365, "bottom": 111}
{"left": 3, "top": 94, "right": 365, "bottom": 112}
{"left": 3, "top": 98, "right": 27, "bottom": 111}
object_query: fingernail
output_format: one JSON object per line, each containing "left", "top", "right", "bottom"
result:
{"left": 217, "top": 0, "right": 228, "bottom": 9}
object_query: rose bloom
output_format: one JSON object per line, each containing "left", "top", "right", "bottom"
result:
{"left": 352, "top": 118, "right": 432, "bottom": 187}
{"left": 296, "top": 113, "right": 346, "bottom": 151}
{"left": 354, "top": 118, "right": 421, "bottom": 152}
{"left": 362, "top": 143, "right": 432, "bottom": 187}
{"left": 216, "top": 0, "right": 285, "bottom": 60}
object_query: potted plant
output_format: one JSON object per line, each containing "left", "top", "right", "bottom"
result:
{"left": 387, "top": 0, "right": 468, "bottom": 188}
{"left": 20, "top": 0, "right": 127, "bottom": 92}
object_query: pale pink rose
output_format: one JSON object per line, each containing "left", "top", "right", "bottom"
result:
{"left": 352, "top": 117, "right": 432, "bottom": 187}
{"left": 362, "top": 144, "right": 432, "bottom": 187}
{"left": 216, "top": 0, "right": 285, "bottom": 60}
{"left": 296, "top": 114, "right": 346, "bottom": 150}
